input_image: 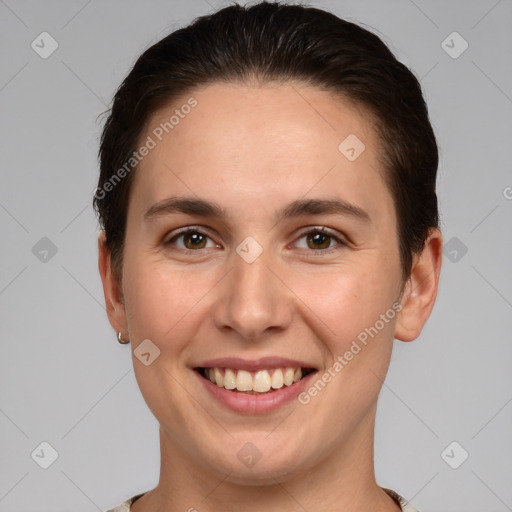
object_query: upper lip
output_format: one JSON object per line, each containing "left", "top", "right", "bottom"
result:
{"left": 193, "top": 356, "right": 318, "bottom": 371}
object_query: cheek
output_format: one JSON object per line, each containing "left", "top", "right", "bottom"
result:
{"left": 289, "top": 263, "right": 398, "bottom": 349}
{"left": 122, "top": 258, "right": 211, "bottom": 423}
{"left": 290, "top": 265, "right": 398, "bottom": 421}
{"left": 123, "top": 258, "right": 206, "bottom": 343}
{"left": 123, "top": 252, "right": 400, "bottom": 351}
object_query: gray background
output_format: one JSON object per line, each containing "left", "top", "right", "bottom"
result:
{"left": 0, "top": 0, "right": 511, "bottom": 511}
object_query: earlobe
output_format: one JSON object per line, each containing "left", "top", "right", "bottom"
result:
{"left": 97, "top": 231, "right": 128, "bottom": 336}
{"left": 394, "top": 228, "right": 443, "bottom": 342}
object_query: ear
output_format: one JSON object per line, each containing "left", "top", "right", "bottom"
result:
{"left": 394, "top": 228, "right": 443, "bottom": 342}
{"left": 97, "top": 231, "right": 128, "bottom": 339}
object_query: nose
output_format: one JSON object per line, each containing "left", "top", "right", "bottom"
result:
{"left": 212, "top": 246, "right": 293, "bottom": 341}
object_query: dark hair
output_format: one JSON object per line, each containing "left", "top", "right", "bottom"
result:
{"left": 94, "top": 0, "right": 439, "bottom": 283}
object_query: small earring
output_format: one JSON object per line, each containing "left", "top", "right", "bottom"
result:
{"left": 117, "top": 331, "right": 130, "bottom": 344}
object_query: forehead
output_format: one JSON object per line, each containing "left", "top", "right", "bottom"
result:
{"left": 130, "top": 81, "right": 393, "bottom": 224}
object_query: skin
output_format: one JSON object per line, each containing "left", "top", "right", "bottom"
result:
{"left": 98, "top": 81, "right": 442, "bottom": 512}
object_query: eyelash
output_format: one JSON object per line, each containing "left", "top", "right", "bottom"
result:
{"left": 164, "top": 226, "right": 348, "bottom": 255}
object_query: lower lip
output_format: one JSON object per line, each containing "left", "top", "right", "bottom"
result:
{"left": 195, "top": 370, "right": 317, "bottom": 414}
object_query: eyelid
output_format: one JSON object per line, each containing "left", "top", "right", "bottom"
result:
{"left": 164, "top": 226, "right": 220, "bottom": 248}
{"left": 292, "top": 226, "right": 348, "bottom": 253}
{"left": 163, "top": 225, "right": 348, "bottom": 253}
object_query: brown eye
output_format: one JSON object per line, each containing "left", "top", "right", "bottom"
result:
{"left": 306, "top": 231, "right": 331, "bottom": 250}
{"left": 165, "top": 228, "right": 217, "bottom": 250}
{"left": 295, "top": 227, "right": 347, "bottom": 253}
{"left": 182, "top": 232, "right": 207, "bottom": 249}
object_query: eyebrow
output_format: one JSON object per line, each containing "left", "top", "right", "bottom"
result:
{"left": 144, "top": 196, "right": 371, "bottom": 224}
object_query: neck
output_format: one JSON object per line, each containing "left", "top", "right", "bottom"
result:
{"left": 132, "top": 404, "right": 401, "bottom": 512}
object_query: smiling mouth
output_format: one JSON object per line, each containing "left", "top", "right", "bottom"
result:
{"left": 195, "top": 366, "right": 317, "bottom": 394}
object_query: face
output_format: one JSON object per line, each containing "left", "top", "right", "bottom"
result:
{"left": 100, "top": 81, "right": 435, "bottom": 485}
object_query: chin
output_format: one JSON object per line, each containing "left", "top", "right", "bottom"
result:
{"left": 198, "top": 434, "right": 316, "bottom": 486}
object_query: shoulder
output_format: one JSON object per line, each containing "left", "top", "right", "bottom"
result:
{"left": 383, "top": 488, "right": 421, "bottom": 512}
{"left": 106, "top": 490, "right": 418, "bottom": 512}
{"left": 104, "top": 493, "right": 145, "bottom": 512}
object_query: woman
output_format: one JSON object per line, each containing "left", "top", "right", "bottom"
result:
{"left": 95, "top": 2, "right": 442, "bottom": 511}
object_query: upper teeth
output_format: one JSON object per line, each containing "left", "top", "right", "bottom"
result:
{"left": 206, "top": 367, "right": 304, "bottom": 392}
